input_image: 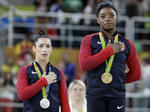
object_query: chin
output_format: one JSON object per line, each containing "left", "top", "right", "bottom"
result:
{"left": 40, "top": 58, "right": 47, "bottom": 61}
{"left": 103, "top": 28, "right": 114, "bottom": 32}
{"left": 75, "top": 98, "right": 82, "bottom": 101}
{"left": 103, "top": 25, "right": 114, "bottom": 30}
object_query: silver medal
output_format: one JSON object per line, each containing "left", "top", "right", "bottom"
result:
{"left": 40, "top": 98, "right": 50, "bottom": 109}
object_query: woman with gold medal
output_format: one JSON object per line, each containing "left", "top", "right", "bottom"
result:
{"left": 79, "top": 1, "right": 141, "bottom": 112}
{"left": 16, "top": 29, "right": 71, "bottom": 112}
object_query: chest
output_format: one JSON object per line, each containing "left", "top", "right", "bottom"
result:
{"left": 91, "top": 35, "right": 130, "bottom": 64}
{"left": 26, "top": 66, "right": 61, "bottom": 93}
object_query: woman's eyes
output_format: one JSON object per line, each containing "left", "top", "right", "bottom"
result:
{"left": 46, "top": 45, "right": 50, "bottom": 48}
{"left": 100, "top": 15, "right": 105, "bottom": 19}
{"left": 38, "top": 45, "right": 51, "bottom": 48}
{"left": 99, "top": 14, "right": 115, "bottom": 19}
{"left": 73, "top": 88, "right": 84, "bottom": 91}
{"left": 110, "top": 14, "right": 115, "bottom": 18}
{"left": 39, "top": 45, "right": 43, "bottom": 47}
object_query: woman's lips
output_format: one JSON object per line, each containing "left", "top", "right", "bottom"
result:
{"left": 42, "top": 54, "right": 47, "bottom": 56}
{"left": 104, "top": 22, "right": 113, "bottom": 25}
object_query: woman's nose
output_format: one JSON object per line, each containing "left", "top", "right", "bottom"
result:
{"left": 105, "top": 16, "right": 110, "bottom": 21}
{"left": 42, "top": 46, "right": 47, "bottom": 51}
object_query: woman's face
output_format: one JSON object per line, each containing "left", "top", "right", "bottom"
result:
{"left": 97, "top": 7, "right": 118, "bottom": 32}
{"left": 70, "top": 83, "right": 85, "bottom": 101}
{"left": 33, "top": 38, "right": 52, "bottom": 61}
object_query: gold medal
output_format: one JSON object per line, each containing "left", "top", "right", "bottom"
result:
{"left": 99, "top": 32, "right": 117, "bottom": 84}
{"left": 101, "top": 72, "right": 113, "bottom": 84}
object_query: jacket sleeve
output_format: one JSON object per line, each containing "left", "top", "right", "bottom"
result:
{"left": 79, "top": 35, "right": 114, "bottom": 71}
{"left": 16, "top": 66, "right": 48, "bottom": 101}
{"left": 58, "top": 68, "right": 71, "bottom": 112}
{"left": 126, "top": 39, "right": 141, "bottom": 83}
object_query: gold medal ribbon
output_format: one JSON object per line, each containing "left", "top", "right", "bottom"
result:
{"left": 99, "top": 32, "right": 118, "bottom": 73}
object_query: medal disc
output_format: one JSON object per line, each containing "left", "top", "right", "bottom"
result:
{"left": 40, "top": 98, "right": 50, "bottom": 109}
{"left": 101, "top": 72, "right": 113, "bottom": 84}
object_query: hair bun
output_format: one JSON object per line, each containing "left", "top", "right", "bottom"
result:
{"left": 98, "top": 1, "right": 113, "bottom": 7}
{"left": 38, "top": 29, "right": 47, "bottom": 36}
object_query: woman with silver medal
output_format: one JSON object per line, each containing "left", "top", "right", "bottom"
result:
{"left": 17, "top": 29, "right": 71, "bottom": 112}
{"left": 34, "top": 61, "right": 53, "bottom": 109}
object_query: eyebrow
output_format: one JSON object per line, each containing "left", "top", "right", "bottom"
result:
{"left": 38, "top": 43, "right": 51, "bottom": 46}
{"left": 99, "top": 12, "right": 115, "bottom": 15}
{"left": 109, "top": 12, "right": 115, "bottom": 15}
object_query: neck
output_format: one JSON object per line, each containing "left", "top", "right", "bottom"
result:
{"left": 35, "top": 58, "right": 49, "bottom": 72}
{"left": 71, "top": 99, "right": 83, "bottom": 109}
{"left": 102, "top": 29, "right": 115, "bottom": 41}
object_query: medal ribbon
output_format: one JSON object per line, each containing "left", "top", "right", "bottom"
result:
{"left": 99, "top": 32, "right": 118, "bottom": 73}
{"left": 34, "top": 62, "right": 51, "bottom": 99}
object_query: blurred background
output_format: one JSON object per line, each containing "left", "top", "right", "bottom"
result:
{"left": 0, "top": 0, "right": 150, "bottom": 112}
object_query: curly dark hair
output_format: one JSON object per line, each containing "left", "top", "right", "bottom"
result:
{"left": 96, "top": 1, "right": 118, "bottom": 17}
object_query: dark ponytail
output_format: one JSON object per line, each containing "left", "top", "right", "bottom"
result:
{"left": 38, "top": 29, "right": 47, "bottom": 36}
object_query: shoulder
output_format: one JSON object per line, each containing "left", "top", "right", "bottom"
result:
{"left": 18, "top": 64, "right": 33, "bottom": 75}
{"left": 81, "top": 33, "right": 99, "bottom": 47}
{"left": 82, "top": 32, "right": 99, "bottom": 41}
{"left": 17, "top": 65, "right": 32, "bottom": 78}
{"left": 20, "top": 64, "right": 31, "bottom": 71}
